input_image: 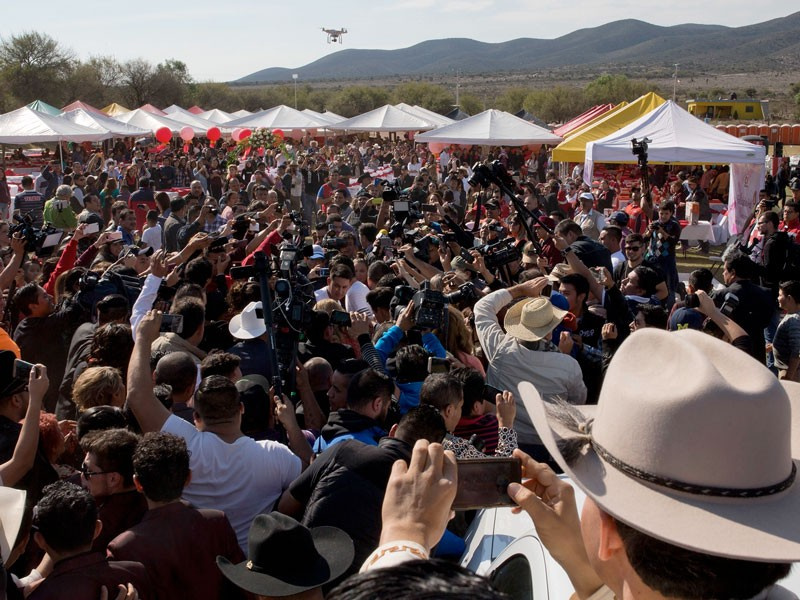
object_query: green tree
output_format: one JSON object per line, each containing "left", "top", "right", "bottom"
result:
{"left": 391, "top": 82, "right": 453, "bottom": 114}
{"left": 458, "top": 93, "right": 484, "bottom": 116}
{"left": 583, "top": 74, "right": 655, "bottom": 105}
{"left": 524, "top": 86, "right": 586, "bottom": 123}
{"left": 495, "top": 87, "right": 531, "bottom": 113}
{"left": 327, "top": 86, "right": 389, "bottom": 117}
{"left": 120, "top": 58, "right": 156, "bottom": 107}
{"left": 63, "top": 56, "right": 122, "bottom": 108}
{"left": 150, "top": 59, "right": 194, "bottom": 107}
{"left": 0, "top": 31, "right": 74, "bottom": 105}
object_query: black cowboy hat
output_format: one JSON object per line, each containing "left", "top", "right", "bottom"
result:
{"left": 217, "top": 512, "right": 354, "bottom": 597}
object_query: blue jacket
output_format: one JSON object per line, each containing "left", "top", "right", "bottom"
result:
{"left": 374, "top": 325, "right": 447, "bottom": 414}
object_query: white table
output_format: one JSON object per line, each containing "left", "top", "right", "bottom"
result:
{"left": 680, "top": 221, "right": 715, "bottom": 243}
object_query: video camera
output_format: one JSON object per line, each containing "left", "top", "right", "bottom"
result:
{"left": 631, "top": 137, "right": 650, "bottom": 159}
{"left": 390, "top": 283, "right": 449, "bottom": 330}
{"left": 9, "top": 214, "right": 62, "bottom": 256}
{"left": 445, "top": 281, "right": 479, "bottom": 307}
{"left": 476, "top": 237, "right": 521, "bottom": 271}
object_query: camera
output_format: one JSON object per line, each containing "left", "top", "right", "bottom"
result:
{"left": 411, "top": 285, "right": 448, "bottom": 330}
{"left": 685, "top": 293, "right": 700, "bottom": 309}
{"left": 9, "top": 214, "right": 61, "bottom": 256}
{"left": 631, "top": 137, "right": 651, "bottom": 158}
{"left": 321, "top": 237, "right": 347, "bottom": 250}
{"left": 477, "top": 237, "right": 521, "bottom": 271}
{"left": 720, "top": 292, "right": 739, "bottom": 318}
{"left": 445, "top": 282, "right": 479, "bottom": 306}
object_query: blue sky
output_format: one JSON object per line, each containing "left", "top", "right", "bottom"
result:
{"left": 0, "top": 1, "right": 793, "bottom": 81}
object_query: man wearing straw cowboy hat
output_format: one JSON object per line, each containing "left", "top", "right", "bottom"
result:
{"left": 511, "top": 328, "right": 800, "bottom": 599}
{"left": 474, "top": 276, "right": 586, "bottom": 463}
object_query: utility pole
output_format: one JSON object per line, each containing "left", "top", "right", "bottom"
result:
{"left": 672, "top": 64, "right": 679, "bottom": 102}
{"left": 292, "top": 73, "right": 299, "bottom": 109}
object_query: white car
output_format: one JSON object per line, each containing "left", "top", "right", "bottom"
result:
{"left": 460, "top": 477, "right": 800, "bottom": 599}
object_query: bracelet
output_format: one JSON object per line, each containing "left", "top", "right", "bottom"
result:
{"left": 360, "top": 541, "right": 429, "bottom": 572}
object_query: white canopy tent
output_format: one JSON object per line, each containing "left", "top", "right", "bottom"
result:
{"left": 0, "top": 106, "right": 111, "bottom": 144}
{"left": 163, "top": 105, "right": 228, "bottom": 132}
{"left": 322, "top": 110, "right": 346, "bottom": 123}
{"left": 61, "top": 108, "right": 151, "bottom": 137}
{"left": 225, "top": 105, "right": 329, "bottom": 131}
{"left": 113, "top": 109, "right": 198, "bottom": 136}
{"left": 302, "top": 108, "right": 341, "bottom": 125}
{"left": 394, "top": 103, "right": 454, "bottom": 127}
{"left": 330, "top": 105, "right": 436, "bottom": 133}
{"left": 230, "top": 109, "right": 253, "bottom": 118}
{"left": 197, "top": 108, "right": 236, "bottom": 124}
{"left": 584, "top": 100, "right": 766, "bottom": 234}
{"left": 415, "top": 109, "right": 562, "bottom": 146}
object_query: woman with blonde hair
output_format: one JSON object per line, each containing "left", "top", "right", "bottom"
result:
{"left": 72, "top": 366, "right": 125, "bottom": 413}
{"left": 441, "top": 305, "right": 485, "bottom": 377}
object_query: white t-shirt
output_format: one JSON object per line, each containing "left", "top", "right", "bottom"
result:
{"left": 141, "top": 224, "right": 162, "bottom": 251}
{"left": 314, "top": 281, "right": 374, "bottom": 317}
{"left": 162, "top": 414, "right": 301, "bottom": 551}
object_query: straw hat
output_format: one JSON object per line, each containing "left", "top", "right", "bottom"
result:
{"left": 503, "top": 297, "right": 567, "bottom": 342}
{"left": 519, "top": 328, "right": 800, "bottom": 561}
{"left": 546, "top": 262, "right": 573, "bottom": 282}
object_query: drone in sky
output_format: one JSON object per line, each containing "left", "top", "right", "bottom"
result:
{"left": 322, "top": 27, "right": 347, "bottom": 44}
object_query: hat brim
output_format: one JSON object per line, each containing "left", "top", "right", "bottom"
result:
{"left": 228, "top": 313, "right": 266, "bottom": 340}
{"left": 217, "top": 526, "right": 354, "bottom": 596}
{"left": 503, "top": 299, "right": 567, "bottom": 342}
{"left": 518, "top": 380, "right": 800, "bottom": 561}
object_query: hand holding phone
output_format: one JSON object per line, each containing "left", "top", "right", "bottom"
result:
{"left": 159, "top": 314, "right": 184, "bottom": 334}
{"left": 452, "top": 458, "right": 522, "bottom": 510}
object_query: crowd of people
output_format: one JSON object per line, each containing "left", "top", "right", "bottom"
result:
{"left": 0, "top": 133, "right": 799, "bottom": 599}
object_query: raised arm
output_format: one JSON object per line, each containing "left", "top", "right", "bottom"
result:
{"left": 0, "top": 364, "right": 47, "bottom": 487}
{"left": 125, "top": 310, "right": 171, "bottom": 433}
{"left": 0, "top": 234, "right": 27, "bottom": 292}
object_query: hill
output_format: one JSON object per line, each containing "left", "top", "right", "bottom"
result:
{"left": 236, "top": 12, "right": 800, "bottom": 83}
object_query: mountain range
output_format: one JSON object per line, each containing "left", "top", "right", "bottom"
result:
{"left": 236, "top": 12, "right": 800, "bottom": 83}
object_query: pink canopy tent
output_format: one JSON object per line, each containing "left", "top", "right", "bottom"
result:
{"left": 139, "top": 104, "right": 166, "bottom": 116}
{"left": 187, "top": 105, "right": 205, "bottom": 114}
{"left": 61, "top": 100, "right": 103, "bottom": 115}
{"left": 553, "top": 104, "right": 614, "bottom": 138}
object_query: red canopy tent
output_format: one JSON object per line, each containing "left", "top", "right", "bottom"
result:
{"left": 553, "top": 104, "right": 614, "bottom": 138}
{"left": 187, "top": 105, "right": 205, "bottom": 114}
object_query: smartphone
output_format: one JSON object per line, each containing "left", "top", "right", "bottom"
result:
{"left": 106, "top": 231, "right": 123, "bottom": 242}
{"left": 329, "top": 310, "right": 352, "bottom": 327}
{"left": 371, "top": 197, "right": 383, "bottom": 206}
{"left": 249, "top": 222, "right": 260, "bottom": 232}
{"left": 427, "top": 356, "right": 450, "bottom": 374}
{"left": 159, "top": 314, "right": 184, "bottom": 334}
{"left": 483, "top": 384, "right": 503, "bottom": 404}
{"left": 453, "top": 458, "right": 522, "bottom": 511}
{"left": 13, "top": 359, "right": 37, "bottom": 380}
{"left": 459, "top": 248, "right": 475, "bottom": 263}
{"left": 83, "top": 222, "right": 100, "bottom": 235}
{"left": 393, "top": 201, "right": 410, "bottom": 213}
{"left": 421, "top": 203, "right": 438, "bottom": 212}
{"left": 318, "top": 267, "right": 330, "bottom": 278}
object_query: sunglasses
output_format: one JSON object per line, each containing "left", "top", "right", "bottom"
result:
{"left": 81, "top": 462, "right": 111, "bottom": 480}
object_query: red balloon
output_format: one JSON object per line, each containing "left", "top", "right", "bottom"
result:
{"left": 207, "top": 127, "right": 221, "bottom": 142}
{"left": 239, "top": 128, "right": 252, "bottom": 141}
{"left": 273, "top": 128, "right": 284, "bottom": 140}
{"left": 155, "top": 127, "right": 171, "bottom": 144}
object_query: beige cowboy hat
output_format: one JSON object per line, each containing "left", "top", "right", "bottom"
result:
{"left": 518, "top": 328, "right": 800, "bottom": 561}
{"left": 503, "top": 297, "right": 567, "bottom": 342}
{"left": 546, "top": 262, "right": 573, "bottom": 282}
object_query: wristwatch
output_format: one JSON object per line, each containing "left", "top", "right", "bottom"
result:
{"left": 560, "top": 246, "right": 573, "bottom": 257}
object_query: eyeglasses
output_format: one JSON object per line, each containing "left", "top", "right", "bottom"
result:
{"left": 80, "top": 462, "right": 111, "bottom": 480}
{"left": 626, "top": 246, "right": 642, "bottom": 251}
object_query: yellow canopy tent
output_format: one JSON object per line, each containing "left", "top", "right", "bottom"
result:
{"left": 101, "top": 103, "right": 131, "bottom": 117}
{"left": 552, "top": 92, "right": 665, "bottom": 163}
{"left": 560, "top": 101, "right": 627, "bottom": 140}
